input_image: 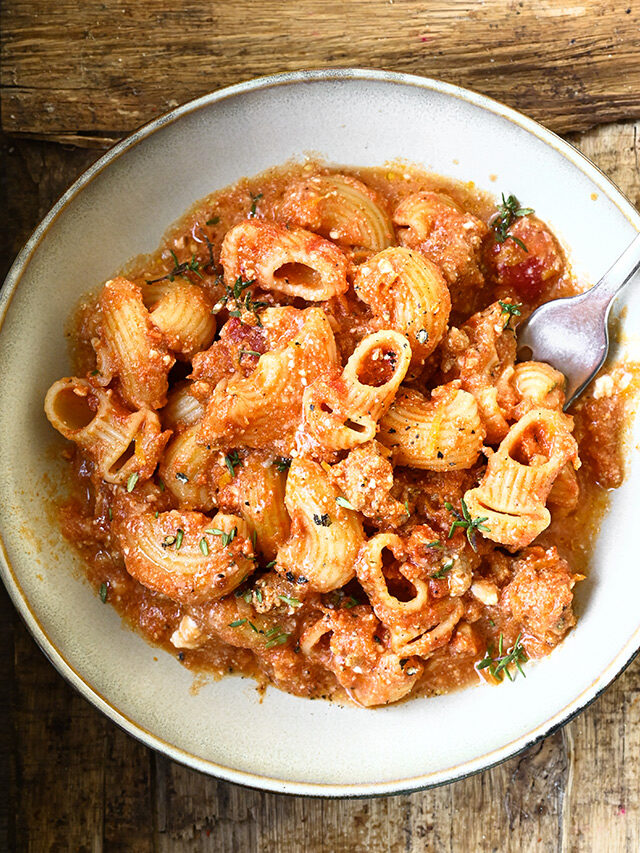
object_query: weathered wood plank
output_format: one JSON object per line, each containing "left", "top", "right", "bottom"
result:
{"left": 3, "top": 0, "right": 640, "bottom": 144}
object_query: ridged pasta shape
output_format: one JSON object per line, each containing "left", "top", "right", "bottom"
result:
{"left": 220, "top": 220, "right": 348, "bottom": 301}
{"left": 44, "top": 377, "right": 170, "bottom": 485}
{"left": 276, "top": 458, "right": 364, "bottom": 591}
{"left": 158, "top": 421, "right": 217, "bottom": 511}
{"left": 144, "top": 281, "right": 216, "bottom": 359}
{"left": 224, "top": 454, "right": 290, "bottom": 561}
{"left": 379, "top": 383, "right": 485, "bottom": 470}
{"left": 302, "top": 330, "right": 412, "bottom": 452}
{"left": 464, "top": 407, "right": 580, "bottom": 550}
{"left": 200, "top": 307, "right": 339, "bottom": 454}
{"left": 354, "top": 533, "right": 431, "bottom": 649}
{"left": 352, "top": 247, "right": 451, "bottom": 366}
{"left": 112, "top": 495, "right": 256, "bottom": 605}
{"left": 392, "top": 599, "right": 465, "bottom": 659}
{"left": 160, "top": 383, "right": 205, "bottom": 431}
{"left": 95, "top": 277, "right": 175, "bottom": 410}
{"left": 277, "top": 174, "right": 394, "bottom": 252}
{"left": 512, "top": 361, "right": 566, "bottom": 413}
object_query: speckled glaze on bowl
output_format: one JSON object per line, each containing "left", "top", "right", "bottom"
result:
{"left": 1, "top": 70, "right": 639, "bottom": 797}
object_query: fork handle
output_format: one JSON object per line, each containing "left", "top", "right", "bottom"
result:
{"left": 586, "top": 229, "right": 640, "bottom": 313}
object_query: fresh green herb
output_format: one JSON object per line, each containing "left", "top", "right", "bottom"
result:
{"left": 432, "top": 559, "right": 454, "bottom": 579}
{"left": 158, "top": 478, "right": 165, "bottom": 492}
{"left": 248, "top": 621, "right": 260, "bottom": 633}
{"left": 255, "top": 589, "right": 263, "bottom": 604}
{"left": 199, "top": 537, "right": 209, "bottom": 556}
{"left": 264, "top": 628, "right": 290, "bottom": 649}
{"left": 404, "top": 499, "right": 410, "bottom": 515}
{"left": 343, "top": 596, "right": 360, "bottom": 609}
{"left": 477, "top": 633, "right": 528, "bottom": 682}
{"left": 206, "top": 216, "right": 220, "bottom": 225}
{"left": 278, "top": 594, "right": 302, "bottom": 609}
{"left": 265, "top": 560, "right": 276, "bottom": 569}
{"left": 444, "top": 497, "right": 490, "bottom": 552}
{"left": 205, "top": 526, "right": 237, "bottom": 547}
{"left": 499, "top": 300, "right": 523, "bottom": 330}
{"left": 175, "top": 528, "right": 184, "bottom": 550}
{"left": 425, "top": 540, "right": 443, "bottom": 549}
{"left": 336, "top": 496, "right": 355, "bottom": 510}
{"left": 154, "top": 511, "right": 159, "bottom": 519}
{"left": 213, "top": 275, "right": 268, "bottom": 325}
{"left": 491, "top": 194, "right": 534, "bottom": 252}
{"left": 229, "top": 618, "right": 247, "bottom": 628}
{"left": 197, "top": 227, "right": 216, "bottom": 271}
{"left": 488, "top": 618, "right": 496, "bottom": 627}
{"left": 175, "top": 472, "right": 189, "bottom": 484}
{"left": 146, "top": 250, "right": 203, "bottom": 284}
{"left": 90, "top": 369, "right": 100, "bottom": 376}
{"left": 274, "top": 457, "right": 291, "bottom": 473}
{"left": 224, "top": 451, "right": 242, "bottom": 477}
{"left": 108, "top": 506, "right": 113, "bottom": 521}
{"left": 239, "top": 348, "right": 262, "bottom": 361}
{"left": 126, "top": 472, "right": 139, "bottom": 493}
{"left": 249, "top": 192, "right": 263, "bottom": 218}
{"left": 242, "top": 589, "right": 253, "bottom": 604}
{"left": 99, "top": 582, "right": 108, "bottom": 603}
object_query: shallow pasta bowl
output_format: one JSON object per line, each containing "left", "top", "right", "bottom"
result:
{"left": 1, "top": 70, "right": 639, "bottom": 797}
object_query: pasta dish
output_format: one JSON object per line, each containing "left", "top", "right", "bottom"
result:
{"left": 44, "top": 163, "right": 633, "bottom": 706}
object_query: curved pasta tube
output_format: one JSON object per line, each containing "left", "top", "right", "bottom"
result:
{"left": 220, "top": 220, "right": 348, "bottom": 301}
{"left": 393, "top": 599, "right": 465, "bottom": 659}
{"left": 354, "top": 533, "right": 431, "bottom": 650}
{"left": 95, "top": 277, "right": 174, "bottom": 410}
{"left": 379, "top": 383, "right": 485, "bottom": 470}
{"left": 219, "top": 453, "right": 290, "bottom": 561}
{"left": 160, "top": 382, "right": 205, "bottom": 431}
{"left": 145, "top": 281, "right": 216, "bottom": 360}
{"left": 464, "top": 407, "right": 580, "bottom": 550}
{"left": 158, "top": 421, "right": 217, "bottom": 511}
{"left": 112, "top": 496, "right": 255, "bottom": 605}
{"left": 302, "top": 331, "right": 411, "bottom": 452}
{"left": 44, "top": 377, "right": 170, "bottom": 485}
{"left": 277, "top": 174, "right": 394, "bottom": 252}
{"left": 512, "top": 361, "right": 566, "bottom": 413}
{"left": 200, "top": 307, "right": 338, "bottom": 454}
{"left": 353, "top": 247, "right": 451, "bottom": 366}
{"left": 392, "top": 191, "right": 487, "bottom": 299}
{"left": 277, "top": 458, "right": 364, "bottom": 591}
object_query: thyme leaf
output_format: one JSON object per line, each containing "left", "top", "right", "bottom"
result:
{"left": 224, "top": 451, "right": 242, "bottom": 478}
{"left": 146, "top": 251, "right": 203, "bottom": 283}
{"left": 477, "top": 633, "right": 528, "bottom": 682}
{"left": 444, "top": 497, "right": 490, "bottom": 552}
{"left": 491, "top": 193, "right": 534, "bottom": 252}
{"left": 498, "top": 300, "right": 523, "bottom": 330}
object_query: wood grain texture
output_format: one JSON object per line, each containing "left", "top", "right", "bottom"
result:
{"left": 1, "top": 119, "right": 640, "bottom": 852}
{"left": 4, "top": 0, "right": 640, "bottom": 145}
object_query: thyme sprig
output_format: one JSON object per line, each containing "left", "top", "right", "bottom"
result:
{"left": 498, "top": 300, "right": 523, "bottom": 330}
{"left": 432, "top": 559, "right": 454, "bottom": 579}
{"left": 491, "top": 194, "right": 534, "bottom": 252}
{"left": 212, "top": 275, "right": 267, "bottom": 326}
{"left": 224, "top": 451, "right": 242, "bottom": 478}
{"left": 477, "top": 633, "right": 528, "bottom": 682}
{"left": 146, "top": 249, "right": 203, "bottom": 284}
{"left": 444, "top": 497, "right": 490, "bottom": 552}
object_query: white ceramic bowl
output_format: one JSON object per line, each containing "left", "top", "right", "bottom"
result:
{"left": 1, "top": 70, "right": 639, "bottom": 797}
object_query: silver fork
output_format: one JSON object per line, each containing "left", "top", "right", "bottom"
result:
{"left": 517, "top": 231, "right": 640, "bottom": 409}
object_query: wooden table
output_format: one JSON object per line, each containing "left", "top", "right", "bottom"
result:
{"left": 2, "top": 3, "right": 640, "bottom": 850}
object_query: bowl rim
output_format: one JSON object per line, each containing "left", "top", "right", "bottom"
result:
{"left": 2, "top": 67, "right": 640, "bottom": 798}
